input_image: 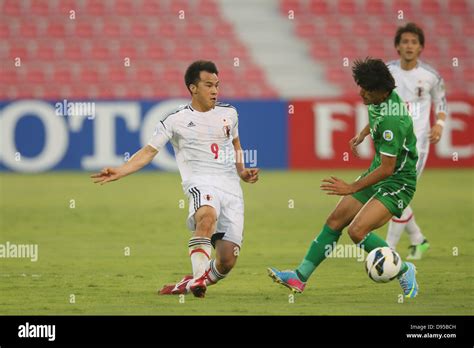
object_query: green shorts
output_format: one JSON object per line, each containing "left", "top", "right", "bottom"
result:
{"left": 352, "top": 173, "right": 416, "bottom": 218}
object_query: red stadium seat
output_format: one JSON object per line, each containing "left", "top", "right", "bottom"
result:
{"left": 0, "top": 23, "right": 11, "bottom": 38}
{"left": 113, "top": 0, "right": 137, "bottom": 16}
{"left": 74, "top": 22, "right": 95, "bottom": 38}
{"left": 46, "top": 22, "right": 68, "bottom": 38}
{"left": 107, "top": 65, "right": 132, "bottom": 83}
{"left": 197, "top": 0, "right": 220, "bottom": 16}
{"left": 447, "top": 0, "right": 469, "bottom": 15}
{"left": 309, "top": 0, "right": 330, "bottom": 15}
{"left": 337, "top": 0, "right": 358, "bottom": 15}
{"left": 420, "top": 0, "right": 441, "bottom": 15}
{"left": 0, "top": 69, "right": 21, "bottom": 84}
{"left": 295, "top": 22, "right": 317, "bottom": 38}
{"left": 141, "top": 1, "right": 164, "bottom": 16}
{"left": 30, "top": 0, "right": 52, "bottom": 16}
{"left": 20, "top": 21, "right": 41, "bottom": 38}
{"left": 82, "top": 0, "right": 108, "bottom": 16}
{"left": 80, "top": 66, "right": 102, "bottom": 84}
{"left": 184, "top": 22, "right": 206, "bottom": 38}
{"left": 25, "top": 67, "right": 47, "bottom": 84}
{"left": 57, "top": 0, "right": 81, "bottom": 15}
{"left": 90, "top": 41, "right": 112, "bottom": 60}
{"left": 102, "top": 20, "right": 123, "bottom": 38}
{"left": 135, "top": 67, "right": 157, "bottom": 83}
{"left": 364, "top": 0, "right": 388, "bottom": 15}
{"left": 53, "top": 66, "right": 75, "bottom": 84}
{"left": 8, "top": 42, "right": 28, "bottom": 60}
{"left": 36, "top": 41, "right": 58, "bottom": 60}
{"left": 434, "top": 21, "right": 455, "bottom": 36}
{"left": 131, "top": 21, "right": 152, "bottom": 38}
{"left": 63, "top": 40, "right": 84, "bottom": 60}
{"left": 2, "top": 0, "right": 22, "bottom": 16}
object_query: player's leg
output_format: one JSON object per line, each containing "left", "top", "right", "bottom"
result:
{"left": 189, "top": 205, "right": 216, "bottom": 277}
{"left": 386, "top": 205, "right": 413, "bottom": 249}
{"left": 203, "top": 239, "right": 239, "bottom": 286}
{"left": 349, "top": 198, "right": 418, "bottom": 297}
{"left": 406, "top": 151, "right": 430, "bottom": 258}
{"left": 268, "top": 194, "right": 366, "bottom": 293}
{"left": 387, "top": 151, "right": 429, "bottom": 257}
{"left": 202, "top": 191, "right": 244, "bottom": 286}
{"left": 185, "top": 187, "right": 223, "bottom": 297}
{"left": 296, "top": 195, "right": 364, "bottom": 281}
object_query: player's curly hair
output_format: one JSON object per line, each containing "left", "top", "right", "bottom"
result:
{"left": 184, "top": 60, "right": 219, "bottom": 94}
{"left": 352, "top": 57, "right": 396, "bottom": 93}
{"left": 394, "top": 22, "right": 425, "bottom": 48}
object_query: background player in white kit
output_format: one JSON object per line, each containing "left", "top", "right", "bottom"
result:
{"left": 386, "top": 23, "right": 448, "bottom": 259}
{"left": 91, "top": 60, "right": 259, "bottom": 298}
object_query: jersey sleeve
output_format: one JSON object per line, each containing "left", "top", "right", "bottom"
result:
{"left": 148, "top": 119, "right": 173, "bottom": 150}
{"left": 377, "top": 117, "right": 403, "bottom": 157}
{"left": 430, "top": 75, "right": 448, "bottom": 116}
{"left": 232, "top": 110, "right": 239, "bottom": 138}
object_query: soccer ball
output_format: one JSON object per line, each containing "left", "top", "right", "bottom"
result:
{"left": 365, "top": 247, "right": 401, "bottom": 283}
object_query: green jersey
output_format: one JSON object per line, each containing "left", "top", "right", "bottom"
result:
{"left": 352, "top": 90, "right": 418, "bottom": 217}
{"left": 367, "top": 90, "right": 418, "bottom": 181}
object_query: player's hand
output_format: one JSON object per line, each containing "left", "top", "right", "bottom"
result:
{"left": 239, "top": 168, "right": 259, "bottom": 183}
{"left": 429, "top": 124, "right": 443, "bottom": 144}
{"left": 349, "top": 133, "right": 365, "bottom": 158}
{"left": 320, "top": 176, "right": 354, "bottom": 196}
{"left": 90, "top": 167, "right": 123, "bottom": 185}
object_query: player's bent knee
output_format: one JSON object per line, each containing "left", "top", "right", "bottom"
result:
{"left": 347, "top": 223, "right": 367, "bottom": 244}
{"left": 326, "top": 213, "right": 348, "bottom": 232}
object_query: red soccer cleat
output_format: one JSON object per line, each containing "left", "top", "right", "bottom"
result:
{"left": 190, "top": 275, "right": 207, "bottom": 298}
{"left": 158, "top": 275, "right": 193, "bottom": 295}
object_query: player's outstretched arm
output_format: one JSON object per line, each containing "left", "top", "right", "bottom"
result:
{"left": 90, "top": 145, "right": 158, "bottom": 185}
{"left": 232, "top": 137, "right": 259, "bottom": 184}
{"left": 321, "top": 154, "right": 396, "bottom": 196}
{"left": 349, "top": 123, "right": 370, "bottom": 158}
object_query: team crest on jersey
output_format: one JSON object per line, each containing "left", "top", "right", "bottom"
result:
{"left": 383, "top": 130, "right": 394, "bottom": 141}
{"left": 222, "top": 119, "right": 231, "bottom": 138}
{"left": 416, "top": 86, "right": 423, "bottom": 97}
{"left": 204, "top": 194, "right": 212, "bottom": 201}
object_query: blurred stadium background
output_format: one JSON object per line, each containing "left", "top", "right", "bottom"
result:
{"left": 0, "top": 0, "right": 473, "bottom": 315}
{"left": 0, "top": 0, "right": 472, "bottom": 171}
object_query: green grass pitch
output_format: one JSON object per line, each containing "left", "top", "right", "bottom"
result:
{"left": 0, "top": 170, "right": 472, "bottom": 315}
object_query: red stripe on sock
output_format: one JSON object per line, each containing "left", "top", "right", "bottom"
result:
{"left": 392, "top": 214, "right": 413, "bottom": 223}
{"left": 190, "top": 248, "right": 210, "bottom": 259}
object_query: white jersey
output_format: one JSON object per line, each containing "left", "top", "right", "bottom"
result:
{"left": 387, "top": 59, "right": 448, "bottom": 154}
{"left": 148, "top": 102, "right": 242, "bottom": 196}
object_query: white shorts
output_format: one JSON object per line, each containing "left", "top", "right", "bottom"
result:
{"left": 186, "top": 185, "right": 244, "bottom": 248}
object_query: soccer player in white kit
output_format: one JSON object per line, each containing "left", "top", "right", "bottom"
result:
{"left": 386, "top": 23, "right": 448, "bottom": 259}
{"left": 91, "top": 60, "right": 259, "bottom": 297}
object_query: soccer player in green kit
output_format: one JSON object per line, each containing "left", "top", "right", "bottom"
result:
{"left": 268, "top": 58, "right": 419, "bottom": 298}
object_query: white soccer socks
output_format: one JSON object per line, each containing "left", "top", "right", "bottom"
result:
{"left": 188, "top": 237, "right": 212, "bottom": 279}
{"left": 205, "top": 259, "right": 227, "bottom": 285}
{"left": 406, "top": 214, "right": 425, "bottom": 245}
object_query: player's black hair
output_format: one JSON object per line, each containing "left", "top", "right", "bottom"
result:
{"left": 184, "top": 60, "right": 219, "bottom": 94}
{"left": 394, "top": 22, "right": 425, "bottom": 48}
{"left": 352, "top": 58, "right": 396, "bottom": 93}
